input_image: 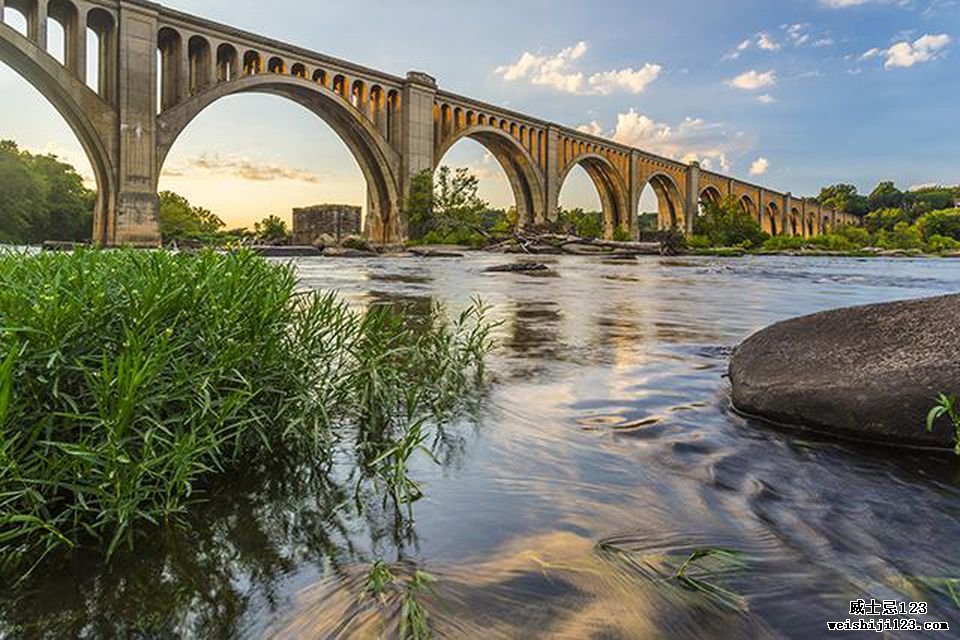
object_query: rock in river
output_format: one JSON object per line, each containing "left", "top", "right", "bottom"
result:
{"left": 729, "top": 294, "right": 960, "bottom": 450}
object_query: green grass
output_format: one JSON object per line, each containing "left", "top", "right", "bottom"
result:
{"left": 927, "top": 394, "right": 960, "bottom": 455}
{"left": 0, "top": 248, "right": 495, "bottom": 581}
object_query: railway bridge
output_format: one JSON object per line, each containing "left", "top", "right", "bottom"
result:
{"left": 0, "top": 0, "right": 856, "bottom": 244}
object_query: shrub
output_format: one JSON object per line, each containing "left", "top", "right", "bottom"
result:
{"left": 916, "top": 209, "right": 960, "bottom": 241}
{"left": 686, "top": 234, "right": 712, "bottom": 249}
{"left": 926, "top": 234, "right": 960, "bottom": 253}
{"left": 761, "top": 236, "right": 807, "bottom": 251}
{"left": 0, "top": 249, "right": 494, "bottom": 578}
{"left": 694, "top": 196, "right": 768, "bottom": 248}
{"left": 612, "top": 227, "right": 633, "bottom": 242}
{"left": 876, "top": 221, "right": 924, "bottom": 250}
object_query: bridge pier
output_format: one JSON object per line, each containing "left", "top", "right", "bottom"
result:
{"left": 108, "top": 2, "right": 161, "bottom": 246}
{"left": 685, "top": 161, "right": 700, "bottom": 235}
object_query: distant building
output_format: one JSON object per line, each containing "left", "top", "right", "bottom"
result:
{"left": 292, "top": 205, "right": 361, "bottom": 245}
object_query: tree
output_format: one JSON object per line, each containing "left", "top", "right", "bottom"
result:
{"left": 867, "top": 181, "right": 904, "bottom": 212}
{"left": 404, "top": 169, "right": 434, "bottom": 240}
{"left": 693, "top": 195, "right": 768, "bottom": 248}
{"left": 158, "top": 190, "right": 225, "bottom": 242}
{"left": 864, "top": 207, "right": 909, "bottom": 232}
{"left": 432, "top": 166, "right": 488, "bottom": 235}
{"left": 403, "top": 166, "right": 492, "bottom": 243}
{"left": 557, "top": 207, "right": 602, "bottom": 239}
{"left": 917, "top": 209, "right": 960, "bottom": 241}
{"left": 0, "top": 140, "right": 45, "bottom": 243}
{"left": 904, "top": 187, "right": 957, "bottom": 219}
{"left": 816, "top": 184, "right": 869, "bottom": 217}
{"left": 0, "top": 140, "right": 95, "bottom": 244}
{"left": 254, "top": 215, "right": 291, "bottom": 244}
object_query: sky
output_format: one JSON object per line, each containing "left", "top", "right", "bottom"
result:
{"left": 1, "top": 0, "right": 957, "bottom": 229}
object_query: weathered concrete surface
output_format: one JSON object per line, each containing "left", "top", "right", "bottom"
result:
{"left": 729, "top": 294, "right": 960, "bottom": 449}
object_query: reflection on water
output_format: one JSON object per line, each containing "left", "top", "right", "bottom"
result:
{"left": 5, "top": 255, "right": 960, "bottom": 638}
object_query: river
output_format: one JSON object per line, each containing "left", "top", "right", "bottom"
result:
{"left": 5, "top": 254, "right": 960, "bottom": 639}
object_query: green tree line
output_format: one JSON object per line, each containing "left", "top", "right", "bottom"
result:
{"left": 0, "top": 140, "right": 94, "bottom": 244}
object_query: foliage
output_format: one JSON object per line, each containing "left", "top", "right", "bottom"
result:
{"left": 557, "top": 208, "right": 603, "bottom": 240}
{"left": 404, "top": 167, "right": 493, "bottom": 244}
{"left": 927, "top": 394, "right": 960, "bottom": 455}
{"left": 916, "top": 209, "right": 960, "bottom": 241}
{"left": 0, "top": 140, "right": 94, "bottom": 244}
{"left": 158, "top": 190, "right": 225, "bottom": 243}
{"left": 0, "top": 250, "right": 495, "bottom": 580}
{"left": 433, "top": 166, "right": 488, "bottom": 234}
{"left": 864, "top": 208, "right": 910, "bottom": 233}
{"left": 659, "top": 228, "right": 687, "bottom": 255}
{"left": 816, "top": 184, "right": 870, "bottom": 216}
{"left": 876, "top": 221, "right": 924, "bottom": 250}
{"left": 404, "top": 170, "right": 435, "bottom": 241}
{"left": 254, "top": 214, "right": 291, "bottom": 245}
{"left": 868, "top": 181, "right": 905, "bottom": 212}
{"left": 362, "top": 563, "right": 437, "bottom": 639}
{"left": 612, "top": 227, "right": 633, "bottom": 242}
{"left": 693, "top": 195, "right": 768, "bottom": 248}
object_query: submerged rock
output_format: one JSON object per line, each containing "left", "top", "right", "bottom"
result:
{"left": 253, "top": 245, "right": 322, "bottom": 257}
{"left": 484, "top": 262, "right": 551, "bottom": 274}
{"left": 729, "top": 294, "right": 960, "bottom": 449}
{"left": 408, "top": 245, "right": 466, "bottom": 258}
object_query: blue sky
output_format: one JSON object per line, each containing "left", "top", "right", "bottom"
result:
{"left": 1, "top": 0, "right": 957, "bottom": 228}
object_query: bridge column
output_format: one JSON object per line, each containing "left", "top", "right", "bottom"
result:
{"left": 783, "top": 193, "right": 792, "bottom": 236}
{"left": 543, "top": 126, "right": 561, "bottom": 224}
{"left": 29, "top": 0, "right": 47, "bottom": 51}
{"left": 628, "top": 152, "right": 640, "bottom": 238}
{"left": 67, "top": 7, "right": 86, "bottom": 82}
{"left": 108, "top": 1, "right": 161, "bottom": 246}
{"left": 684, "top": 161, "right": 699, "bottom": 235}
{"left": 395, "top": 71, "right": 436, "bottom": 241}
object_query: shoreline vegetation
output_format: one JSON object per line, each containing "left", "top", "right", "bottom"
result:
{"left": 3, "top": 140, "right": 959, "bottom": 259}
{"left": 0, "top": 248, "right": 496, "bottom": 609}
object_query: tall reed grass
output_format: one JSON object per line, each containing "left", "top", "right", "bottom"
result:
{"left": 0, "top": 249, "right": 494, "bottom": 579}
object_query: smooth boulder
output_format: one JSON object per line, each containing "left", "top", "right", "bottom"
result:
{"left": 729, "top": 294, "right": 960, "bottom": 449}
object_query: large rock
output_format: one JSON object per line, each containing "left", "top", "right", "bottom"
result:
{"left": 729, "top": 294, "right": 960, "bottom": 449}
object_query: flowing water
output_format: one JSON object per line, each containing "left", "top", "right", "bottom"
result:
{"left": 5, "top": 255, "right": 960, "bottom": 639}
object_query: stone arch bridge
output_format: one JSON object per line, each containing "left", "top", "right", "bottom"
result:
{"left": 0, "top": 0, "right": 856, "bottom": 244}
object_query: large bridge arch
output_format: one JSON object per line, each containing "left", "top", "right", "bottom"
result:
{"left": 156, "top": 73, "right": 401, "bottom": 241}
{"left": 558, "top": 153, "right": 629, "bottom": 235}
{"left": 0, "top": 18, "right": 117, "bottom": 244}
{"left": 637, "top": 172, "right": 685, "bottom": 231}
{"left": 434, "top": 124, "right": 545, "bottom": 228}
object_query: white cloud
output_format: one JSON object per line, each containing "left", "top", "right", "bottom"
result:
{"left": 860, "top": 33, "right": 951, "bottom": 68}
{"left": 495, "top": 42, "right": 661, "bottom": 95}
{"left": 757, "top": 94, "right": 777, "bottom": 104}
{"left": 588, "top": 64, "right": 662, "bottom": 95}
{"left": 727, "top": 69, "right": 777, "bottom": 90}
{"left": 785, "top": 23, "right": 812, "bottom": 46}
{"left": 750, "top": 157, "right": 770, "bottom": 176}
{"left": 163, "top": 154, "right": 321, "bottom": 183}
{"left": 757, "top": 32, "right": 782, "bottom": 51}
{"left": 884, "top": 33, "right": 951, "bottom": 67}
{"left": 581, "top": 109, "right": 757, "bottom": 173}
{"left": 821, "top": 0, "right": 874, "bottom": 7}
{"left": 576, "top": 121, "right": 604, "bottom": 136}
